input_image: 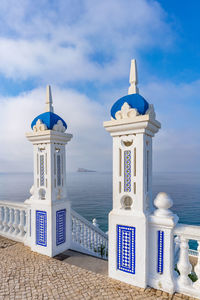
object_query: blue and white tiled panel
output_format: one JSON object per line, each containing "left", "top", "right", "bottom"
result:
{"left": 117, "top": 225, "right": 135, "bottom": 274}
{"left": 157, "top": 230, "right": 164, "bottom": 274}
{"left": 56, "top": 209, "right": 66, "bottom": 246}
{"left": 124, "top": 151, "right": 131, "bottom": 192}
{"left": 40, "top": 155, "right": 45, "bottom": 186}
{"left": 57, "top": 155, "right": 61, "bottom": 186}
{"left": 36, "top": 210, "right": 47, "bottom": 247}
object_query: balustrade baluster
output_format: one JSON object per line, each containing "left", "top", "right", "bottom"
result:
{"left": 71, "top": 217, "right": 74, "bottom": 241}
{"left": 92, "top": 230, "right": 94, "bottom": 251}
{"left": 95, "top": 232, "right": 98, "bottom": 255}
{"left": 24, "top": 210, "right": 27, "bottom": 236}
{"left": 0, "top": 206, "right": 4, "bottom": 231}
{"left": 98, "top": 236, "right": 101, "bottom": 257}
{"left": 194, "top": 240, "right": 200, "bottom": 289}
{"left": 8, "top": 208, "right": 14, "bottom": 234}
{"left": 13, "top": 209, "right": 20, "bottom": 235}
{"left": 79, "top": 221, "right": 82, "bottom": 244}
{"left": 80, "top": 223, "right": 83, "bottom": 245}
{"left": 3, "top": 207, "right": 9, "bottom": 232}
{"left": 75, "top": 219, "right": 78, "bottom": 242}
{"left": 89, "top": 228, "right": 92, "bottom": 250}
{"left": 177, "top": 236, "right": 192, "bottom": 286}
{"left": 19, "top": 210, "right": 25, "bottom": 237}
{"left": 90, "top": 228, "right": 93, "bottom": 251}
{"left": 83, "top": 224, "right": 86, "bottom": 247}
{"left": 73, "top": 217, "right": 76, "bottom": 242}
{"left": 81, "top": 222, "right": 84, "bottom": 245}
{"left": 92, "top": 230, "right": 96, "bottom": 253}
{"left": 105, "top": 239, "right": 108, "bottom": 258}
{"left": 87, "top": 227, "right": 90, "bottom": 249}
{"left": 85, "top": 225, "right": 88, "bottom": 248}
{"left": 77, "top": 219, "right": 80, "bottom": 243}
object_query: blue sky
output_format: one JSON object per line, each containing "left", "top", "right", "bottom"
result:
{"left": 0, "top": 0, "right": 200, "bottom": 172}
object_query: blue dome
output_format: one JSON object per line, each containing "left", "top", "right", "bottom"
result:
{"left": 31, "top": 112, "right": 67, "bottom": 130}
{"left": 111, "top": 93, "right": 149, "bottom": 119}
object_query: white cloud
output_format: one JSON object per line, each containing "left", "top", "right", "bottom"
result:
{"left": 0, "top": 0, "right": 173, "bottom": 83}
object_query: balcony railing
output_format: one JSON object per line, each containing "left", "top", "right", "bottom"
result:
{"left": 70, "top": 208, "right": 108, "bottom": 259}
{"left": 174, "top": 223, "right": 200, "bottom": 298}
{"left": 0, "top": 201, "right": 27, "bottom": 242}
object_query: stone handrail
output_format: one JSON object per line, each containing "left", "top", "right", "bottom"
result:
{"left": 0, "top": 200, "right": 28, "bottom": 242}
{"left": 174, "top": 223, "right": 200, "bottom": 299}
{"left": 70, "top": 208, "right": 108, "bottom": 259}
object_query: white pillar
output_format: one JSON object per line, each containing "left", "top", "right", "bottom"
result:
{"left": 103, "top": 59, "right": 160, "bottom": 288}
{"left": 25, "top": 86, "right": 72, "bottom": 257}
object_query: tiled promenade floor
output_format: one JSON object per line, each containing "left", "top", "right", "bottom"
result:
{"left": 0, "top": 236, "right": 197, "bottom": 300}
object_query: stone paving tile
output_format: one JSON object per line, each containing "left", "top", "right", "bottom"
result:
{"left": 0, "top": 236, "right": 197, "bottom": 300}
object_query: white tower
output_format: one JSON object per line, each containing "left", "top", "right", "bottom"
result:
{"left": 104, "top": 60, "right": 161, "bottom": 287}
{"left": 25, "top": 86, "right": 72, "bottom": 257}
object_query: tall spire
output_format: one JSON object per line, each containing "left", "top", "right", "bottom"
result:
{"left": 45, "top": 85, "right": 54, "bottom": 112}
{"left": 128, "top": 59, "right": 139, "bottom": 95}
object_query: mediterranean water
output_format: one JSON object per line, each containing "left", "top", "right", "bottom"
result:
{"left": 0, "top": 172, "right": 200, "bottom": 249}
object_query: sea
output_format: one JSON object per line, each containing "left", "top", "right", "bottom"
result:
{"left": 0, "top": 172, "right": 200, "bottom": 249}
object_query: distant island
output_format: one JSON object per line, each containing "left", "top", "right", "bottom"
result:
{"left": 77, "top": 168, "right": 96, "bottom": 173}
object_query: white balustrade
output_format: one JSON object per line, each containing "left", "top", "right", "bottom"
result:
{"left": 174, "top": 223, "right": 200, "bottom": 299}
{"left": 0, "top": 201, "right": 28, "bottom": 242}
{"left": 71, "top": 209, "right": 108, "bottom": 259}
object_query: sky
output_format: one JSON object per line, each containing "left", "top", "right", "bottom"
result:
{"left": 0, "top": 0, "right": 200, "bottom": 172}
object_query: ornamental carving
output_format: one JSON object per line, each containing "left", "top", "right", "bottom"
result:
{"left": 146, "top": 104, "right": 156, "bottom": 119}
{"left": 33, "top": 119, "right": 47, "bottom": 133}
{"left": 115, "top": 102, "right": 139, "bottom": 120}
{"left": 53, "top": 120, "right": 66, "bottom": 132}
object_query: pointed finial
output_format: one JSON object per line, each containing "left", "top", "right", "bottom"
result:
{"left": 45, "top": 85, "right": 54, "bottom": 112}
{"left": 128, "top": 59, "right": 139, "bottom": 95}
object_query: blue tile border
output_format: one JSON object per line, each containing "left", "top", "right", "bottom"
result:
{"left": 36, "top": 210, "right": 47, "bottom": 247}
{"left": 57, "top": 155, "right": 61, "bottom": 186}
{"left": 117, "top": 225, "right": 135, "bottom": 274}
{"left": 124, "top": 150, "right": 131, "bottom": 192}
{"left": 157, "top": 230, "right": 164, "bottom": 274}
{"left": 56, "top": 209, "right": 66, "bottom": 246}
{"left": 40, "top": 155, "right": 45, "bottom": 186}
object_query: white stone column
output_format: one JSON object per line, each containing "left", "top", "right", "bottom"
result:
{"left": 104, "top": 92, "right": 160, "bottom": 287}
{"left": 25, "top": 87, "right": 73, "bottom": 257}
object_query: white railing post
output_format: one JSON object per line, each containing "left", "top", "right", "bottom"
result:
{"left": 177, "top": 236, "right": 192, "bottom": 286}
{"left": 194, "top": 240, "right": 200, "bottom": 289}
